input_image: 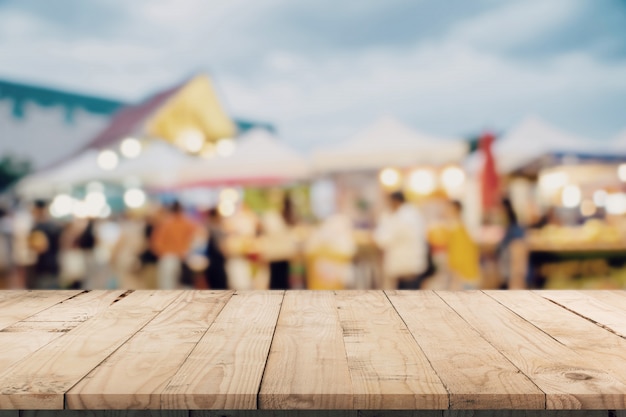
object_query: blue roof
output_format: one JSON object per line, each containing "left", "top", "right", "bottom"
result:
{"left": 234, "top": 118, "right": 276, "bottom": 134}
{"left": 0, "top": 79, "right": 125, "bottom": 123}
{"left": 0, "top": 78, "right": 275, "bottom": 133}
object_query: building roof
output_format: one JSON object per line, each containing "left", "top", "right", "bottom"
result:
{"left": 1, "top": 77, "right": 276, "bottom": 173}
{"left": 0, "top": 79, "right": 125, "bottom": 123}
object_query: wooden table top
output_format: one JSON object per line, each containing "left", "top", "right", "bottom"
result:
{"left": 0, "top": 290, "right": 625, "bottom": 411}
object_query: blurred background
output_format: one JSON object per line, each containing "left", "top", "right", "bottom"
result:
{"left": 1, "top": 0, "right": 626, "bottom": 291}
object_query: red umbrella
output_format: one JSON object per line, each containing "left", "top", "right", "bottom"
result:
{"left": 480, "top": 132, "right": 500, "bottom": 212}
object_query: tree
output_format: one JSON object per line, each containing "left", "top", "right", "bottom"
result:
{"left": 0, "top": 153, "right": 32, "bottom": 192}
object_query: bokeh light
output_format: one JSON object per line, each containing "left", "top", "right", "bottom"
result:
{"left": 120, "top": 137, "right": 142, "bottom": 159}
{"left": 409, "top": 168, "right": 436, "bottom": 195}
{"left": 97, "top": 150, "right": 119, "bottom": 171}
{"left": 124, "top": 188, "right": 146, "bottom": 208}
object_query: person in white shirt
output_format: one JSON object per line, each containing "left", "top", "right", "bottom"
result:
{"left": 374, "top": 191, "right": 429, "bottom": 290}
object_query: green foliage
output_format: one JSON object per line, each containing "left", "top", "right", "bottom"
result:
{"left": 0, "top": 154, "right": 32, "bottom": 192}
{"left": 467, "top": 135, "right": 481, "bottom": 153}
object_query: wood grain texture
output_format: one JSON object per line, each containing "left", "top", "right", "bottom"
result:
{"left": 0, "top": 291, "right": 181, "bottom": 409}
{"left": 387, "top": 291, "right": 544, "bottom": 409}
{"left": 191, "top": 412, "right": 358, "bottom": 417}
{"left": 23, "top": 290, "right": 127, "bottom": 322}
{"left": 66, "top": 291, "right": 234, "bottom": 409}
{"left": 438, "top": 291, "right": 626, "bottom": 410}
{"left": 443, "top": 411, "right": 607, "bottom": 417}
{"left": 1, "top": 290, "right": 626, "bottom": 411}
{"left": 487, "top": 291, "right": 626, "bottom": 383}
{"left": 21, "top": 411, "right": 188, "bottom": 417}
{"left": 259, "top": 291, "right": 353, "bottom": 409}
{"left": 0, "top": 291, "right": 125, "bottom": 371}
{"left": 537, "top": 291, "right": 626, "bottom": 338}
{"left": 358, "top": 411, "right": 443, "bottom": 417}
{"left": 335, "top": 290, "right": 448, "bottom": 409}
{"left": 162, "top": 291, "right": 284, "bottom": 410}
{"left": 0, "top": 290, "right": 82, "bottom": 330}
{"left": 580, "top": 290, "right": 626, "bottom": 312}
{"left": 0, "top": 322, "right": 77, "bottom": 371}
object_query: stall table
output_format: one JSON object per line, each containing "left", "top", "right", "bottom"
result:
{"left": 529, "top": 242, "right": 626, "bottom": 289}
{"left": 0, "top": 290, "right": 626, "bottom": 417}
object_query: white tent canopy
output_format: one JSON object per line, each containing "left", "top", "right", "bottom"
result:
{"left": 17, "top": 140, "right": 193, "bottom": 197}
{"left": 175, "top": 128, "right": 311, "bottom": 186}
{"left": 465, "top": 116, "right": 596, "bottom": 175}
{"left": 312, "top": 116, "right": 468, "bottom": 173}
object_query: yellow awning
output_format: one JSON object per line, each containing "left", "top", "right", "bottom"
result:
{"left": 145, "top": 74, "right": 236, "bottom": 144}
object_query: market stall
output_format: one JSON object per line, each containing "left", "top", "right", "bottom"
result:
{"left": 175, "top": 128, "right": 311, "bottom": 187}
{"left": 465, "top": 115, "right": 596, "bottom": 176}
{"left": 311, "top": 116, "right": 468, "bottom": 216}
{"left": 311, "top": 117, "right": 469, "bottom": 288}
{"left": 521, "top": 154, "right": 626, "bottom": 289}
{"left": 15, "top": 74, "right": 274, "bottom": 211}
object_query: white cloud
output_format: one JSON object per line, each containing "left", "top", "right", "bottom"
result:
{"left": 449, "top": 0, "right": 580, "bottom": 51}
{"left": 0, "top": 0, "right": 624, "bottom": 150}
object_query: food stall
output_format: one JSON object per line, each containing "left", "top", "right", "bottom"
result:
{"left": 311, "top": 116, "right": 469, "bottom": 288}
{"left": 505, "top": 150, "right": 626, "bottom": 289}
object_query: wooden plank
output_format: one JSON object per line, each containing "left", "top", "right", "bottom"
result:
{"left": 23, "top": 290, "right": 127, "bottom": 322}
{"left": 387, "top": 290, "right": 544, "bottom": 409}
{"left": 193, "top": 412, "right": 437, "bottom": 417}
{"left": 162, "top": 291, "right": 283, "bottom": 409}
{"left": 359, "top": 412, "right": 443, "bottom": 417}
{"left": 0, "top": 291, "right": 124, "bottom": 371}
{"left": 438, "top": 291, "right": 626, "bottom": 410}
{"left": 191, "top": 411, "right": 358, "bottom": 417}
{"left": 0, "top": 290, "right": 27, "bottom": 302}
{"left": 581, "top": 290, "right": 626, "bottom": 310}
{"left": 0, "top": 290, "right": 181, "bottom": 409}
{"left": 66, "top": 290, "right": 234, "bottom": 409}
{"left": 443, "top": 411, "right": 607, "bottom": 417}
{"left": 21, "top": 411, "right": 188, "bottom": 417}
{"left": 0, "top": 322, "right": 79, "bottom": 371}
{"left": 537, "top": 291, "right": 626, "bottom": 338}
{"left": 487, "top": 291, "right": 626, "bottom": 377}
{"left": 0, "top": 290, "right": 82, "bottom": 330}
{"left": 259, "top": 291, "right": 353, "bottom": 409}
{"left": 335, "top": 290, "right": 448, "bottom": 409}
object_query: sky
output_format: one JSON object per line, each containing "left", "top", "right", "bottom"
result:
{"left": 0, "top": 0, "right": 625, "bottom": 150}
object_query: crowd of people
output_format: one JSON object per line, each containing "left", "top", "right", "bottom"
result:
{"left": 0, "top": 191, "right": 531, "bottom": 291}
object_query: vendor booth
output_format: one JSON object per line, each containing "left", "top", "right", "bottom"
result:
{"left": 15, "top": 74, "right": 276, "bottom": 205}
{"left": 311, "top": 116, "right": 468, "bottom": 212}
{"left": 310, "top": 116, "right": 469, "bottom": 289}
{"left": 520, "top": 152, "right": 626, "bottom": 289}
{"left": 175, "top": 128, "right": 311, "bottom": 188}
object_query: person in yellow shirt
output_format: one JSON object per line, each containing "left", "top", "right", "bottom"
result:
{"left": 444, "top": 200, "right": 481, "bottom": 290}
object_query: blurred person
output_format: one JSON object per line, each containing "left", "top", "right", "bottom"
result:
{"left": 0, "top": 206, "right": 14, "bottom": 286}
{"left": 259, "top": 196, "right": 297, "bottom": 289}
{"left": 75, "top": 218, "right": 100, "bottom": 288}
{"left": 530, "top": 206, "right": 560, "bottom": 229}
{"left": 496, "top": 197, "right": 528, "bottom": 289}
{"left": 58, "top": 218, "right": 87, "bottom": 289}
{"left": 151, "top": 201, "right": 197, "bottom": 289}
{"left": 111, "top": 211, "right": 150, "bottom": 289}
{"left": 304, "top": 212, "right": 356, "bottom": 290}
{"left": 222, "top": 202, "right": 259, "bottom": 290}
{"left": 374, "top": 191, "right": 428, "bottom": 290}
{"left": 204, "top": 208, "right": 228, "bottom": 289}
{"left": 27, "top": 200, "right": 62, "bottom": 289}
{"left": 444, "top": 200, "right": 481, "bottom": 290}
{"left": 137, "top": 205, "right": 163, "bottom": 288}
